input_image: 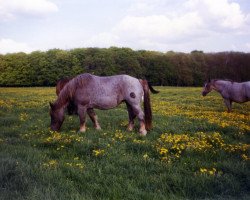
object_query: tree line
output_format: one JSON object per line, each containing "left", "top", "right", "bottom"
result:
{"left": 0, "top": 47, "right": 249, "bottom": 86}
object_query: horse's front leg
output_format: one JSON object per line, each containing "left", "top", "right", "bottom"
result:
{"left": 78, "top": 105, "right": 87, "bottom": 132}
{"left": 224, "top": 99, "right": 232, "bottom": 112}
{"left": 126, "top": 102, "right": 136, "bottom": 131}
{"left": 87, "top": 108, "right": 101, "bottom": 130}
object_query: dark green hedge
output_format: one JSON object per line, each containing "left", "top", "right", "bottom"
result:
{"left": 0, "top": 47, "right": 249, "bottom": 86}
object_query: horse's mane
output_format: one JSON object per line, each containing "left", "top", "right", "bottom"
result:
{"left": 53, "top": 80, "right": 75, "bottom": 110}
{"left": 212, "top": 79, "right": 234, "bottom": 84}
{"left": 56, "top": 77, "right": 72, "bottom": 95}
{"left": 53, "top": 74, "right": 92, "bottom": 110}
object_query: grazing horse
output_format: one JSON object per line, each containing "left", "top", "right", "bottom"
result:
{"left": 202, "top": 79, "right": 250, "bottom": 112}
{"left": 50, "top": 73, "right": 159, "bottom": 135}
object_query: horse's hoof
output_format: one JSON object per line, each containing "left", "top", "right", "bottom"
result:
{"left": 78, "top": 131, "right": 86, "bottom": 134}
{"left": 127, "top": 127, "right": 133, "bottom": 132}
{"left": 79, "top": 128, "right": 86, "bottom": 133}
{"left": 139, "top": 130, "right": 147, "bottom": 136}
{"left": 95, "top": 126, "right": 102, "bottom": 130}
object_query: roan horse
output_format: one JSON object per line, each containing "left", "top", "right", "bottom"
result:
{"left": 56, "top": 76, "right": 158, "bottom": 116}
{"left": 50, "top": 73, "right": 159, "bottom": 135}
{"left": 202, "top": 79, "right": 250, "bottom": 112}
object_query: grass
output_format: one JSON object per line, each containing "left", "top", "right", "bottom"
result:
{"left": 0, "top": 86, "right": 249, "bottom": 200}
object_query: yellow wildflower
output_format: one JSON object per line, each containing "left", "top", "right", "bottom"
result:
{"left": 143, "top": 153, "right": 149, "bottom": 160}
{"left": 93, "top": 149, "right": 105, "bottom": 157}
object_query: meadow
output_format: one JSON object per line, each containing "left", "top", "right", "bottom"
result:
{"left": 0, "top": 87, "right": 249, "bottom": 200}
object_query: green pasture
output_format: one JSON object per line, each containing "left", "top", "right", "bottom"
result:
{"left": 0, "top": 87, "right": 249, "bottom": 200}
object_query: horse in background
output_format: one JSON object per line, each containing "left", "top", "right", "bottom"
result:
{"left": 202, "top": 79, "right": 250, "bottom": 112}
{"left": 51, "top": 73, "right": 159, "bottom": 135}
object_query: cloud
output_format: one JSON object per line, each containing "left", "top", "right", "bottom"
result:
{"left": 114, "top": 12, "right": 204, "bottom": 42}
{"left": 184, "top": 0, "right": 245, "bottom": 29}
{"left": 246, "top": 43, "right": 250, "bottom": 50}
{"left": 118, "top": 0, "right": 248, "bottom": 39}
{"left": 0, "top": 38, "right": 34, "bottom": 54}
{"left": 0, "top": 0, "right": 58, "bottom": 21}
{"left": 87, "top": 0, "right": 249, "bottom": 52}
{"left": 83, "top": 33, "right": 119, "bottom": 48}
{"left": 1, "top": 0, "right": 248, "bottom": 53}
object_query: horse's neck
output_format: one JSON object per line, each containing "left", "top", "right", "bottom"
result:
{"left": 55, "top": 81, "right": 74, "bottom": 110}
{"left": 54, "top": 95, "right": 69, "bottom": 111}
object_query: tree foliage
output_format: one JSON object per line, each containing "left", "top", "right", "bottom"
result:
{"left": 0, "top": 48, "right": 249, "bottom": 86}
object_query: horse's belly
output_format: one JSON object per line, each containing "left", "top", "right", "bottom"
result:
{"left": 230, "top": 96, "right": 248, "bottom": 103}
{"left": 91, "top": 97, "right": 122, "bottom": 110}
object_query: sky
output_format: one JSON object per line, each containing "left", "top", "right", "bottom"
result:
{"left": 0, "top": 0, "right": 250, "bottom": 54}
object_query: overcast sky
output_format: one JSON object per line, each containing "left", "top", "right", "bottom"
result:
{"left": 0, "top": 0, "right": 250, "bottom": 54}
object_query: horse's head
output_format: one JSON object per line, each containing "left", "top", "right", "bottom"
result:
{"left": 202, "top": 80, "right": 213, "bottom": 96}
{"left": 49, "top": 102, "right": 65, "bottom": 131}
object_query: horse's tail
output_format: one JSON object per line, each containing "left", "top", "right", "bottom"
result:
{"left": 148, "top": 82, "right": 159, "bottom": 94}
{"left": 140, "top": 79, "right": 153, "bottom": 131}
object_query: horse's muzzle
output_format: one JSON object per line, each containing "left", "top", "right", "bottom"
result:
{"left": 202, "top": 91, "right": 207, "bottom": 96}
{"left": 50, "top": 125, "right": 60, "bottom": 132}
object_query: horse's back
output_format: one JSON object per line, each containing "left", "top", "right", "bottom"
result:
{"left": 73, "top": 74, "right": 143, "bottom": 109}
{"left": 120, "top": 75, "right": 141, "bottom": 88}
{"left": 228, "top": 81, "right": 250, "bottom": 102}
{"left": 101, "top": 74, "right": 143, "bottom": 98}
{"left": 81, "top": 73, "right": 141, "bottom": 91}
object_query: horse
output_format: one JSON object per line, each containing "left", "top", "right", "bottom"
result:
{"left": 56, "top": 76, "right": 159, "bottom": 116}
{"left": 50, "top": 73, "right": 159, "bottom": 135}
{"left": 202, "top": 79, "right": 250, "bottom": 112}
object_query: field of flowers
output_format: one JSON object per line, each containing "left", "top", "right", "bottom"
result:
{"left": 0, "top": 87, "right": 249, "bottom": 199}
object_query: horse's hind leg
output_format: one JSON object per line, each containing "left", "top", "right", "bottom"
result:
{"left": 77, "top": 106, "right": 87, "bottom": 132}
{"left": 224, "top": 99, "right": 232, "bottom": 112}
{"left": 126, "top": 102, "right": 136, "bottom": 131}
{"left": 87, "top": 108, "right": 101, "bottom": 130}
{"left": 130, "top": 104, "right": 147, "bottom": 136}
